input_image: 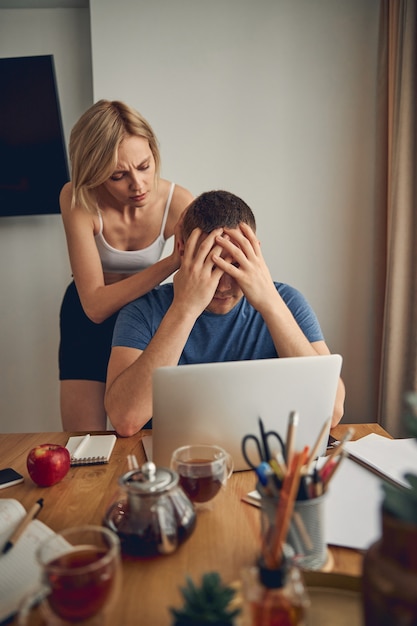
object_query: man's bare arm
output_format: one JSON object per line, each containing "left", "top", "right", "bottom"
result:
{"left": 105, "top": 304, "right": 197, "bottom": 436}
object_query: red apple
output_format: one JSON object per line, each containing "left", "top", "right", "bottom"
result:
{"left": 27, "top": 443, "right": 71, "bottom": 487}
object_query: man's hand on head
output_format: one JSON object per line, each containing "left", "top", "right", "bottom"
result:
{"left": 211, "top": 222, "right": 277, "bottom": 312}
{"left": 172, "top": 227, "right": 225, "bottom": 316}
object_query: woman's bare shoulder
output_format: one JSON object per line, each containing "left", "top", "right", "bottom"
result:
{"left": 169, "top": 181, "right": 194, "bottom": 211}
{"left": 160, "top": 180, "right": 193, "bottom": 235}
{"left": 59, "top": 181, "right": 73, "bottom": 208}
{"left": 59, "top": 182, "right": 96, "bottom": 232}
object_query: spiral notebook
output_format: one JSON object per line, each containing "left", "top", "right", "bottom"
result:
{"left": 65, "top": 434, "right": 117, "bottom": 466}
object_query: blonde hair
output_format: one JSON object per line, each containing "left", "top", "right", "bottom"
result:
{"left": 69, "top": 100, "right": 161, "bottom": 213}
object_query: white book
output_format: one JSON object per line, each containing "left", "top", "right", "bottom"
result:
{"left": 343, "top": 433, "right": 416, "bottom": 488}
{"left": 65, "top": 434, "right": 117, "bottom": 466}
{"left": 0, "top": 498, "right": 55, "bottom": 622}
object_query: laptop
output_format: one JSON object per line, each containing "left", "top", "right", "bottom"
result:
{"left": 143, "top": 354, "right": 342, "bottom": 471}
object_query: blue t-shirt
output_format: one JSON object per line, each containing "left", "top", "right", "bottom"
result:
{"left": 112, "top": 282, "right": 324, "bottom": 363}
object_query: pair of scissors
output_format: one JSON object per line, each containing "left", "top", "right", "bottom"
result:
{"left": 241, "top": 417, "right": 286, "bottom": 470}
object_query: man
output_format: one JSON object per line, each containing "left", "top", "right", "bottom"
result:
{"left": 105, "top": 190, "right": 345, "bottom": 436}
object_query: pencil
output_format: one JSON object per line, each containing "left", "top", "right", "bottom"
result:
{"left": 305, "top": 416, "right": 332, "bottom": 472}
{"left": 274, "top": 450, "right": 288, "bottom": 476}
{"left": 2, "top": 498, "right": 44, "bottom": 554}
{"left": 284, "top": 410, "right": 299, "bottom": 466}
{"left": 292, "top": 510, "right": 314, "bottom": 553}
{"left": 273, "top": 453, "right": 304, "bottom": 566}
{"left": 271, "top": 447, "right": 307, "bottom": 567}
{"left": 321, "top": 450, "right": 346, "bottom": 490}
{"left": 269, "top": 459, "right": 284, "bottom": 482}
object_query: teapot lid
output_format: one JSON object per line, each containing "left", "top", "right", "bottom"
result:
{"left": 119, "top": 461, "right": 178, "bottom": 494}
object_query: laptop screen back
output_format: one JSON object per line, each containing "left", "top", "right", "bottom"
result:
{"left": 150, "top": 355, "right": 342, "bottom": 471}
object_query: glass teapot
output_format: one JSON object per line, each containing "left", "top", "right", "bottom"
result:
{"left": 103, "top": 461, "right": 196, "bottom": 557}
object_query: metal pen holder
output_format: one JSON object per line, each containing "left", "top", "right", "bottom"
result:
{"left": 260, "top": 492, "right": 327, "bottom": 571}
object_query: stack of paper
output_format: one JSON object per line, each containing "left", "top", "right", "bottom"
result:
{"left": 324, "top": 434, "right": 416, "bottom": 550}
{"left": 343, "top": 433, "right": 416, "bottom": 488}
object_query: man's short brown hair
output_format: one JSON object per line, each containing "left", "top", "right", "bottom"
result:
{"left": 182, "top": 190, "right": 256, "bottom": 239}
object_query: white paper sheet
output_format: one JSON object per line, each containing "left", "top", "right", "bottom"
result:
{"left": 323, "top": 456, "right": 384, "bottom": 550}
{"left": 343, "top": 434, "right": 416, "bottom": 488}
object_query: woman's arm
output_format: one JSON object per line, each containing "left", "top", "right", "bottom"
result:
{"left": 105, "top": 228, "right": 226, "bottom": 435}
{"left": 60, "top": 182, "right": 193, "bottom": 323}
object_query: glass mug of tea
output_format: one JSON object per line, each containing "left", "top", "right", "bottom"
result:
{"left": 18, "top": 525, "right": 121, "bottom": 625}
{"left": 171, "top": 444, "right": 234, "bottom": 510}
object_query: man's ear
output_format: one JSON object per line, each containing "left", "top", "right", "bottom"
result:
{"left": 177, "top": 237, "right": 185, "bottom": 257}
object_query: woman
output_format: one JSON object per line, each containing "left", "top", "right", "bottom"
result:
{"left": 59, "top": 100, "right": 193, "bottom": 431}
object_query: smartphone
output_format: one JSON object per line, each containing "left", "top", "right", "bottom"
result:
{"left": 0, "top": 468, "right": 24, "bottom": 489}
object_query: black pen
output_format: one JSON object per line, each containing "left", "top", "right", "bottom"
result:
{"left": 312, "top": 467, "right": 323, "bottom": 498}
{"left": 297, "top": 475, "right": 310, "bottom": 501}
{"left": 258, "top": 417, "right": 271, "bottom": 461}
{"left": 2, "top": 498, "right": 44, "bottom": 554}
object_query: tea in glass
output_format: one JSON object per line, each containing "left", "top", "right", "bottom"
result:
{"left": 171, "top": 444, "right": 233, "bottom": 509}
{"left": 18, "top": 525, "right": 121, "bottom": 625}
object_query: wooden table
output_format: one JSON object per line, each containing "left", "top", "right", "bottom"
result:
{"left": 1, "top": 423, "right": 388, "bottom": 625}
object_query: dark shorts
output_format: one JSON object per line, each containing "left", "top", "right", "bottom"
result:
{"left": 59, "top": 281, "right": 119, "bottom": 382}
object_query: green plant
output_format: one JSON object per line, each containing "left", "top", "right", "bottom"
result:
{"left": 170, "top": 572, "right": 241, "bottom": 625}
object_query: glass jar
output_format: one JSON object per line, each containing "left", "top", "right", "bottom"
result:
{"left": 362, "top": 508, "right": 417, "bottom": 625}
{"left": 241, "top": 558, "right": 310, "bottom": 626}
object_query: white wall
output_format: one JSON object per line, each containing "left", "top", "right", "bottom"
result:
{"left": 90, "top": 0, "right": 380, "bottom": 425}
{"left": 0, "top": 0, "right": 381, "bottom": 433}
{"left": 0, "top": 8, "right": 93, "bottom": 432}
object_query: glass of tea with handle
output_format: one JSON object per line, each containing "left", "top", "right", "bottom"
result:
{"left": 18, "top": 525, "right": 121, "bottom": 625}
{"left": 170, "top": 444, "right": 234, "bottom": 511}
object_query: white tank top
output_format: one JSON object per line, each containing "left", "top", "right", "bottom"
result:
{"left": 94, "top": 183, "right": 175, "bottom": 274}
